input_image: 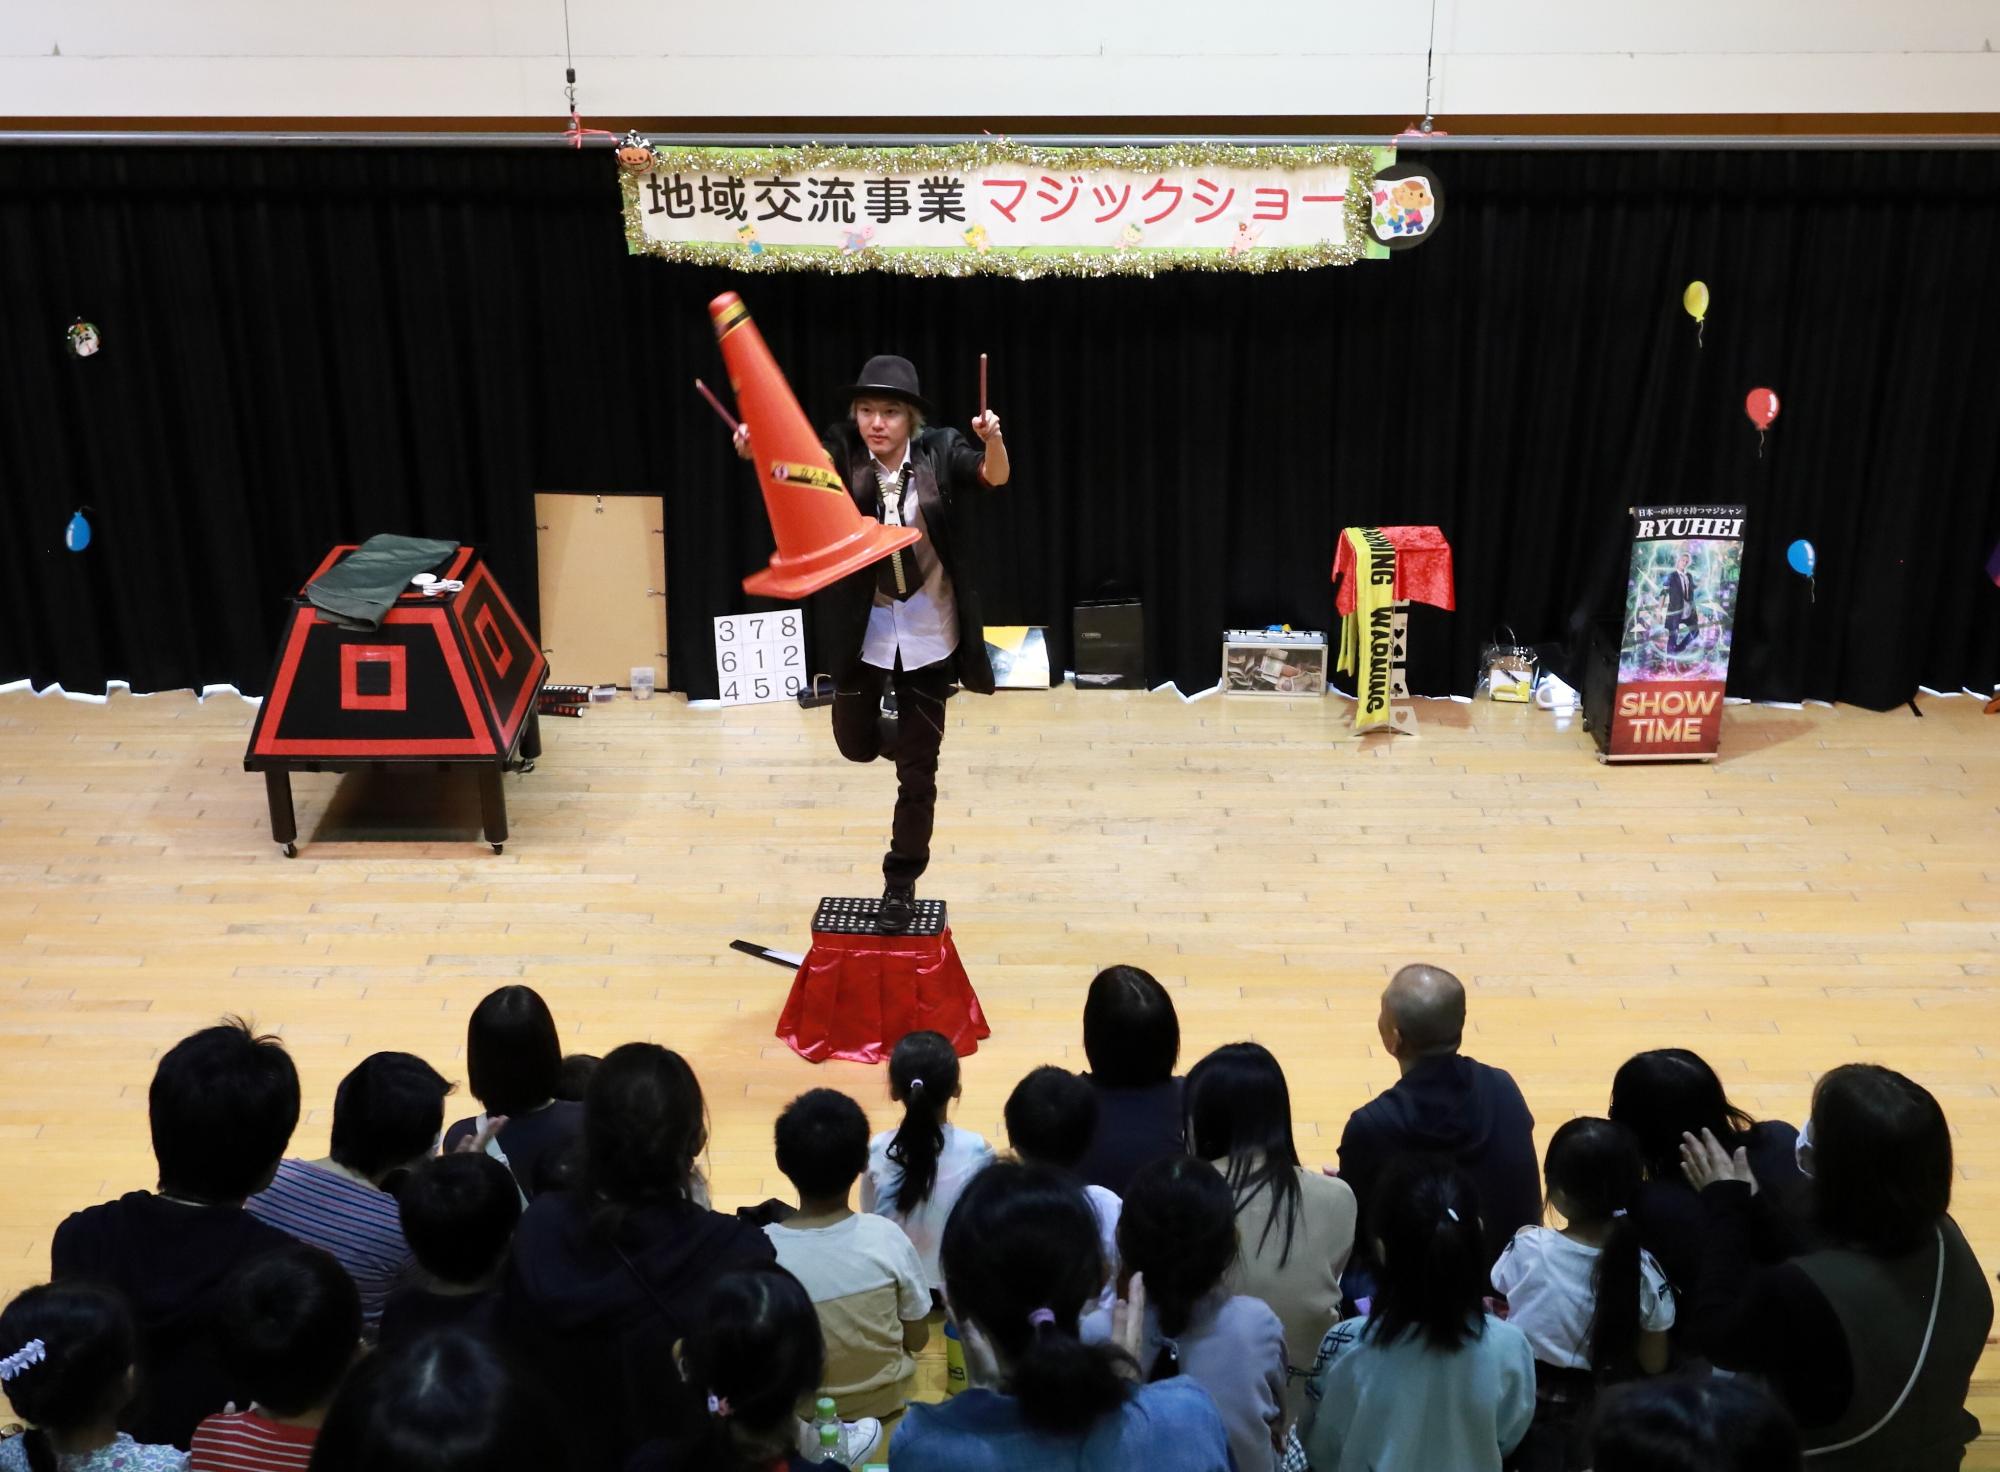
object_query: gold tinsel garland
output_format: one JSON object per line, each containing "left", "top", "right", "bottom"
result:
{"left": 619, "top": 139, "right": 1390, "bottom": 280}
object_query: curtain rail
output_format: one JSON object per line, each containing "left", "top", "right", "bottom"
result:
{"left": 0, "top": 129, "right": 1998, "bottom": 150}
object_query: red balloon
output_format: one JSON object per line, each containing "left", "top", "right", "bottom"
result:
{"left": 1744, "top": 387, "right": 1780, "bottom": 431}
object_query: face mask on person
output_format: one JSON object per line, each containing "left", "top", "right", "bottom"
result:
{"left": 1794, "top": 1119, "right": 1815, "bottom": 1178}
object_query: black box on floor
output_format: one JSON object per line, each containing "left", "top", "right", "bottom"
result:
{"left": 1074, "top": 599, "right": 1145, "bottom": 689}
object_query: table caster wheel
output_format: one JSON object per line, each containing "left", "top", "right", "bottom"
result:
{"left": 282, "top": 842, "right": 297, "bottom": 858}
{"left": 491, "top": 843, "right": 504, "bottom": 855}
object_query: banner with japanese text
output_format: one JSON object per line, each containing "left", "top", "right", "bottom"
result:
{"left": 1608, "top": 505, "right": 1748, "bottom": 762}
{"left": 619, "top": 140, "right": 1417, "bottom": 278}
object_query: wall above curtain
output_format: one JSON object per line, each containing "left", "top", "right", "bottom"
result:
{"left": 0, "top": 145, "right": 1995, "bottom": 709}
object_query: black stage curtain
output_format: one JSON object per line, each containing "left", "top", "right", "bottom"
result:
{"left": 1, "top": 146, "right": 1995, "bottom": 707}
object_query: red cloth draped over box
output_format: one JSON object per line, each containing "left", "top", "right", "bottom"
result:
{"left": 1332, "top": 524, "right": 1457, "bottom": 613}
{"left": 777, "top": 901, "right": 990, "bottom": 1064}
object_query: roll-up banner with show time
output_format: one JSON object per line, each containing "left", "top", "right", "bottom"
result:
{"left": 621, "top": 141, "right": 1442, "bottom": 278}
{"left": 1608, "top": 506, "right": 1748, "bottom": 762}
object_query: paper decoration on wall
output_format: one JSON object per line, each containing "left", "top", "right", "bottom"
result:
{"left": 1366, "top": 163, "right": 1443, "bottom": 250}
{"left": 65, "top": 509, "right": 92, "bottom": 552}
{"left": 1682, "top": 281, "right": 1708, "bottom": 345}
{"left": 66, "top": 321, "right": 101, "bottom": 358}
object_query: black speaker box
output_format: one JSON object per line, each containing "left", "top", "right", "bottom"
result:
{"left": 1073, "top": 599, "right": 1145, "bottom": 690}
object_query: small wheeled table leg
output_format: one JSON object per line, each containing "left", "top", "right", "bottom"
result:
{"left": 478, "top": 767, "right": 508, "bottom": 854}
{"left": 263, "top": 771, "right": 298, "bottom": 858}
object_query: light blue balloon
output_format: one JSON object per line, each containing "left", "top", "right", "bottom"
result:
{"left": 65, "top": 510, "right": 92, "bottom": 552}
{"left": 1786, "top": 538, "right": 1815, "bottom": 577}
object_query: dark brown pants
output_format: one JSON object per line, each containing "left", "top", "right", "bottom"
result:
{"left": 830, "top": 657, "right": 955, "bottom": 888}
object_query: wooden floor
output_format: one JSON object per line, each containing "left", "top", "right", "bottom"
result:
{"left": 2, "top": 684, "right": 1997, "bottom": 1443}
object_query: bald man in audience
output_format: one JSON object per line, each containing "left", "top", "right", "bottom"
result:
{"left": 1337, "top": 964, "right": 1541, "bottom": 1276}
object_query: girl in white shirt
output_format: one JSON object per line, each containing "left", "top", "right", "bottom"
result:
{"left": 1490, "top": 1117, "right": 1676, "bottom": 1470}
{"left": 861, "top": 1030, "right": 993, "bottom": 1290}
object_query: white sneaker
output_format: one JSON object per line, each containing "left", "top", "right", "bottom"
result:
{"left": 800, "top": 1415, "right": 883, "bottom": 1467}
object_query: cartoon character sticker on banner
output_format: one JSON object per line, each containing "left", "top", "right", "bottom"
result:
{"left": 1367, "top": 164, "right": 1443, "bottom": 249}
{"left": 615, "top": 131, "right": 654, "bottom": 174}
{"left": 962, "top": 223, "right": 991, "bottom": 253}
{"left": 736, "top": 222, "right": 763, "bottom": 256}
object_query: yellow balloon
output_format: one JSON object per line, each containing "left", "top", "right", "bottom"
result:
{"left": 1683, "top": 280, "right": 1710, "bottom": 322}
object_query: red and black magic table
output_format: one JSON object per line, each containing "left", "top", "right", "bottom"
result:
{"left": 243, "top": 545, "right": 547, "bottom": 855}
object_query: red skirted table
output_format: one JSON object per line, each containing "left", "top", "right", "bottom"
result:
{"left": 777, "top": 898, "right": 990, "bottom": 1064}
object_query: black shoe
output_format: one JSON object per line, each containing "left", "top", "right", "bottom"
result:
{"left": 878, "top": 886, "right": 915, "bottom": 934}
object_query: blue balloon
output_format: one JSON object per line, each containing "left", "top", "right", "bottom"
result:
{"left": 1786, "top": 538, "right": 1815, "bottom": 577}
{"left": 65, "top": 510, "right": 92, "bottom": 552}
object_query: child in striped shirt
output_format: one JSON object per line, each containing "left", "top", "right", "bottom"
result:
{"left": 189, "top": 1244, "right": 362, "bottom": 1472}
{"left": 246, "top": 1052, "right": 452, "bottom": 1328}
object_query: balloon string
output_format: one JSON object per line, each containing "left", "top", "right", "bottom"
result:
{"left": 1697, "top": 319, "right": 1704, "bottom": 350}
{"left": 1810, "top": 575, "right": 1816, "bottom": 605}
{"left": 1758, "top": 429, "right": 1765, "bottom": 459}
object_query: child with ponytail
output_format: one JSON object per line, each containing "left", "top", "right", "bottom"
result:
{"left": 624, "top": 1264, "right": 843, "bottom": 1472}
{"left": 891, "top": 1163, "right": 1233, "bottom": 1471}
{"left": 1295, "top": 1156, "right": 1534, "bottom": 1472}
{"left": 1084, "top": 1156, "right": 1287, "bottom": 1471}
{"left": 1489, "top": 1118, "right": 1676, "bottom": 1471}
{"left": 861, "top": 1032, "right": 993, "bottom": 1291}
{"left": 0, "top": 1283, "right": 187, "bottom": 1472}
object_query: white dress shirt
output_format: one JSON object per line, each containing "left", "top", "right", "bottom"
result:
{"left": 860, "top": 442, "right": 960, "bottom": 672}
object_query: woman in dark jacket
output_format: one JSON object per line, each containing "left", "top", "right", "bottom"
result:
{"left": 501, "top": 1044, "right": 774, "bottom": 1469}
{"left": 1681, "top": 1063, "right": 1991, "bottom": 1470}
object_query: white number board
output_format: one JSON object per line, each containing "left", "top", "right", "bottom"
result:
{"left": 712, "top": 609, "right": 806, "bottom": 706}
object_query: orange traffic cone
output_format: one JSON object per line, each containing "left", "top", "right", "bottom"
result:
{"left": 710, "top": 292, "right": 920, "bottom": 600}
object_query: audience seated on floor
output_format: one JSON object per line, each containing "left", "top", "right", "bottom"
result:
{"left": 1186, "top": 1040, "right": 1356, "bottom": 1428}
{"left": 246, "top": 1051, "right": 451, "bottom": 1330}
{"left": 19, "top": 978, "right": 1994, "bottom": 1472}
{"left": 1292, "top": 1156, "right": 1535, "bottom": 1472}
{"left": 49, "top": 1020, "right": 300, "bottom": 1448}
{"left": 1082, "top": 1156, "right": 1287, "bottom": 1472}
{"left": 889, "top": 1162, "right": 1234, "bottom": 1472}
{"left": 379, "top": 1152, "right": 520, "bottom": 1352}
{"left": 860, "top": 1032, "right": 993, "bottom": 1295}
{"left": 500, "top": 1043, "right": 775, "bottom": 1470}
{"left": 1337, "top": 964, "right": 1541, "bottom": 1277}
{"left": 1681, "top": 1063, "right": 1992, "bottom": 1470}
{"left": 765, "top": 1088, "right": 926, "bottom": 1439}
{"left": 191, "top": 1243, "right": 361, "bottom": 1471}
{"left": 0, "top": 1281, "right": 189, "bottom": 1471}
{"left": 442, "top": 986, "right": 585, "bottom": 1200}
{"left": 1075, "top": 966, "right": 1187, "bottom": 1196}
{"left": 1004, "top": 1065, "right": 1121, "bottom": 1310}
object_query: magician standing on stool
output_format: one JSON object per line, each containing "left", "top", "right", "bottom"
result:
{"left": 737, "top": 354, "right": 1007, "bottom": 931}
